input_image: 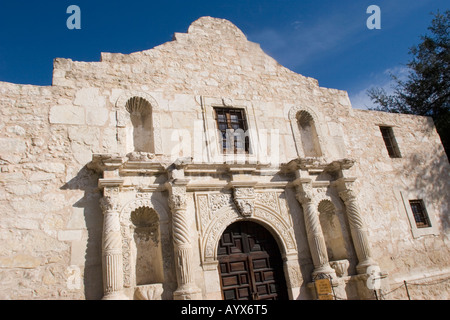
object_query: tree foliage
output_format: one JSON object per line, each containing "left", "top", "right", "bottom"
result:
{"left": 367, "top": 10, "right": 450, "bottom": 157}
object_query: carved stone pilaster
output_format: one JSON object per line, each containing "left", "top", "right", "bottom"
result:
{"left": 338, "top": 187, "right": 377, "bottom": 274}
{"left": 167, "top": 182, "right": 201, "bottom": 300}
{"left": 169, "top": 188, "right": 191, "bottom": 247}
{"left": 295, "top": 183, "right": 335, "bottom": 278}
{"left": 233, "top": 187, "right": 256, "bottom": 218}
{"left": 100, "top": 193, "right": 128, "bottom": 300}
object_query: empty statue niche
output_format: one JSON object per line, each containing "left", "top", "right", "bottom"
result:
{"left": 318, "top": 200, "right": 348, "bottom": 262}
{"left": 297, "top": 111, "right": 322, "bottom": 157}
{"left": 126, "top": 97, "right": 154, "bottom": 153}
{"left": 130, "top": 206, "right": 164, "bottom": 285}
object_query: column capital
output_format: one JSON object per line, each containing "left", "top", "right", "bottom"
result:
{"left": 338, "top": 189, "right": 358, "bottom": 204}
{"left": 295, "top": 181, "right": 314, "bottom": 204}
{"left": 100, "top": 195, "right": 120, "bottom": 214}
{"left": 169, "top": 193, "right": 188, "bottom": 211}
{"left": 167, "top": 183, "right": 188, "bottom": 211}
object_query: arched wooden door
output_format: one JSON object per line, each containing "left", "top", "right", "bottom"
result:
{"left": 217, "top": 221, "right": 288, "bottom": 300}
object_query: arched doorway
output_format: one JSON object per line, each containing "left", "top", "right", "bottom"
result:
{"left": 217, "top": 221, "right": 288, "bottom": 300}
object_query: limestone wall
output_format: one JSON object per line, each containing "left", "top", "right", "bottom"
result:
{"left": 0, "top": 16, "right": 448, "bottom": 300}
{"left": 343, "top": 110, "right": 450, "bottom": 299}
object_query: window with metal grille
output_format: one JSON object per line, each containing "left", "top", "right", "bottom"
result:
{"left": 380, "top": 126, "right": 401, "bottom": 158}
{"left": 409, "top": 200, "right": 431, "bottom": 228}
{"left": 214, "top": 107, "right": 249, "bottom": 154}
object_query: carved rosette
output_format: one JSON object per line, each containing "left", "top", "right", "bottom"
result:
{"left": 233, "top": 187, "right": 256, "bottom": 218}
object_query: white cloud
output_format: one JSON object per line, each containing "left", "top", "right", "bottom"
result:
{"left": 348, "top": 66, "right": 409, "bottom": 110}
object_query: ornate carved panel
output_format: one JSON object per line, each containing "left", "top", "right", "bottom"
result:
{"left": 194, "top": 191, "right": 297, "bottom": 266}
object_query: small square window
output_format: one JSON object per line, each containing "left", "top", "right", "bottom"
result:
{"left": 380, "top": 126, "right": 401, "bottom": 158}
{"left": 409, "top": 200, "right": 431, "bottom": 228}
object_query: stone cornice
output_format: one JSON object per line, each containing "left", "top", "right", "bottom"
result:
{"left": 88, "top": 153, "right": 127, "bottom": 173}
{"left": 281, "top": 157, "right": 356, "bottom": 174}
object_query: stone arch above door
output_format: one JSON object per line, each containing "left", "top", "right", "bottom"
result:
{"left": 195, "top": 191, "right": 303, "bottom": 300}
{"left": 195, "top": 192, "right": 297, "bottom": 265}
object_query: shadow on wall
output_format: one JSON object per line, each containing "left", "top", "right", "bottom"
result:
{"left": 61, "top": 165, "right": 103, "bottom": 300}
{"left": 401, "top": 120, "right": 450, "bottom": 233}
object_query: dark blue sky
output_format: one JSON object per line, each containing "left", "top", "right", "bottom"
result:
{"left": 0, "top": 0, "right": 448, "bottom": 108}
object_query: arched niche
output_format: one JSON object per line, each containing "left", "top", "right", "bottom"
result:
{"left": 119, "top": 196, "right": 170, "bottom": 292}
{"left": 288, "top": 106, "right": 325, "bottom": 158}
{"left": 317, "top": 199, "right": 347, "bottom": 261}
{"left": 126, "top": 97, "right": 154, "bottom": 153}
{"left": 130, "top": 206, "right": 164, "bottom": 285}
{"left": 115, "top": 91, "right": 163, "bottom": 155}
{"left": 297, "top": 111, "right": 322, "bottom": 157}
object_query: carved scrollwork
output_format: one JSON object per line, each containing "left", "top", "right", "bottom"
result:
{"left": 209, "top": 193, "right": 233, "bottom": 215}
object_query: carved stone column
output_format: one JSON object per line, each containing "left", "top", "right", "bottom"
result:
{"left": 100, "top": 190, "right": 127, "bottom": 300}
{"left": 338, "top": 185, "right": 377, "bottom": 274}
{"left": 296, "top": 182, "right": 336, "bottom": 277}
{"left": 168, "top": 181, "right": 202, "bottom": 300}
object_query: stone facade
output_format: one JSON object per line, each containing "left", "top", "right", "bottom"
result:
{"left": 0, "top": 17, "right": 449, "bottom": 300}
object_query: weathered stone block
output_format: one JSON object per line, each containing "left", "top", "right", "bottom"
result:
{"left": 0, "top": 138, "right": 26, "bottom": 154}
{"left": 58, "top": 230, "right": 83, "bottom": 242}
{"left": 49, "top": 105, "right": 85, "bottom": 125}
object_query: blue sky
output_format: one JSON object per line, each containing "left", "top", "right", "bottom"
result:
{"left": 0, "top": 0, "right": 448, "bottom": 109}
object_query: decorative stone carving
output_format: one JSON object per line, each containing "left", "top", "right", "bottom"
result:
{"left": 169, "top": 194, "right": 188, "bottom": 212}
{"left": 209, "top": 193, "right": 233, "bottom": 215}
{"left": 256, "top": 192, "right": 279, "bottom": 212}
{"left": 134, "top": 284, "right": 164, "bottom": 300}
{"left": 110, "top": 193, "right": 169, "bottom": 292}
{"left": 195, "top": 191, "right": 297, "bottom": 264}
{"left": 127, "top": 152, "right": 156, "bottom": 161}
{"left": 338, "top": 186, "right": 378, "bottom": 274}
{"left": 194, "top": 190, "right": 302, "bottom": 300}
{"left": 167, "top": 182, "right": 202, "bottom": 300}
{"left": 234, "top": 199, "right": 254, "bottom": 218}
{"left": 295, "top": 182, "right": 335, "bottom": 278}
{"left": 100, "top": 191, "right": 128, "bottom": 300}
{"left": 233, "top": 187, "right": 256, "bottom": 218}
{"left": 330, "top": 259, "right": 350, "bottom": 277}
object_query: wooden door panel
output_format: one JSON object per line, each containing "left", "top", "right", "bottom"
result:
{"left": 218, "top": 222, "right": 288, "bottom": 300}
